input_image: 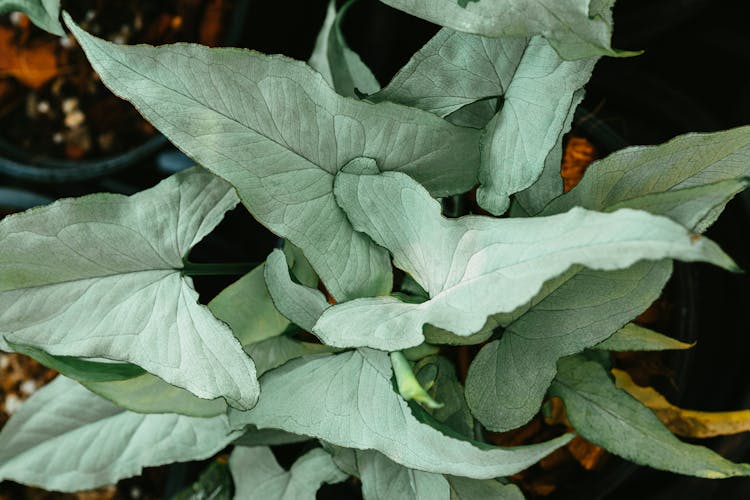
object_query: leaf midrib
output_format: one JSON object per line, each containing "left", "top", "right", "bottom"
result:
{"left": 84, "top": 37, "right": 338, "bottom": 177}
{"left": 0, "top": 267, "right": 178, "bottom": 293}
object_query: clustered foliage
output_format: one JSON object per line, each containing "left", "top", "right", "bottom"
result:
{"left": 1, "top": 0, "right": 750, "bottom": 498}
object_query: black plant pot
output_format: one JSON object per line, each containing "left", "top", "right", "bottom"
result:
{"left": 0, "top": 186, "right": 53, "bottom": 212}
{"left": 0, "top": 0, "right": 250, "bottom": 184}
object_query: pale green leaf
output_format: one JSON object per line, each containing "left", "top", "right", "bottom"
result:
{"left": 0, "top": 168, "right": 258, "bottom": 410}
{"left": 510, "top": 89, "right": 583, "bottom": 216}
{"left": 264, "top": 248, "right": 329, "bottom": 332}
{"left": 415, "top": 356, "right": 474, "bottom": 439}
{"left": 208, "top": 263, "right": 289, "bottom": 346}
{"left": 307, "top": 0, "right": 337, "bottom": 84}
{"left": 551, "top": 356, "right": 750, "bottom": 478}
{"left": 464, "top": 128, "right": 750, "bottom": 431}
{"left": 233, "top": 427, "right": 310, "bottom": 447}
{"left": 423, "top": 321, "right": 496, "bottom": 346}
{"left": 246, "top": 335, "right": 336, "bottom": 376}
{"left": 357, "top": 450, "right": 450, "bottom": 500}
{"left": 543, "top": 126, "right": 750, "bottom": 232}
{"left": 372, "top": 29, "right": 526, "bottom": 120}
{"left": 465, "top": 260, "right": 672, "bottom": 431}
{"left": 229, "top": 446, "right": 347, "bottom": 500}
{"left": 312, "top": 169, "right": 735, "bottom": 351}
{"left": 448, "top": 476, "right": 524, "bottom": 500}
{"left": 325, "top": 443, "right": 360, "bottom": 477}
{"left": 283, "top": 240, "right": 319, "bottom": 288}
{"left": 477, "top": 39, "right": 593, "bottom": 215}
{"left": 378, "top": 0, "right": 628, "bottom": 60}
{"left": 309, "top": 0, "right": 380, "bottom": 97}
{"left": 230, "top": 349, "right": 573, "bottom": 479}
{"left": 66, "top": 15, "right": 479, "bottom": 302}
{"left": 595, "top": 323, "right": 694, "bottom": 352}
{"left": 7, "top": 341, "right": 226, "bottom": 417}
{"left": 0, "top": 377, "right": 241, "bottom": 492}
{"left": 371, "top": 30, "right": 592, "bottom": 215}
{"left": 0, "top": 0, "right": 63, "bottom": 35}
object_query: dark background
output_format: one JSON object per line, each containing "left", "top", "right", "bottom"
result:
{"left": 1, "top": 0, "right": 749, "bottom": 498}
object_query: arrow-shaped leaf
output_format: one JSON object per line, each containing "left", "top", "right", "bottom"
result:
{"left": 356, "top": 450, "right": 450, "bottom": 500}
{"left": 0, "top": 168, "right": 259, "bottom": 409}
{"left": 229, "top": 446, "right": 347, "bottom": 500}
{"left": 311, "top": 169, "right": 735, "bottom": 351}
{"left": 551, "top": 356, "right": 750, "bottom": 478}
{"left": 378, "top": 0, "right": 632, "bottom": 60}
{"left": 309, "top": 0, "right": 380, "bottom": 98}
{"left": 0, "top": 0, "right": 63, "bottom": 35}
{"left": 230, "top": 349, "right": 573, "bottom": 479}
{"left": 543, "top": 126, "right": 750, "bottom": 232}
{"left": 66, "top": 14, "right": 479, "bottom": 301}
{"left": 0, "top": 377, "right": 241, "bottom": 492}
{"left": 465, "top": 127, "right": 750, "bottom": 431}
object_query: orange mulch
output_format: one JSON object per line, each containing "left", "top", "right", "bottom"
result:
{"left": 0, "top": 24, "right": 59, "bottom": 89}
{"left": 561, "top": 136, "right": 598, "bottom": 192}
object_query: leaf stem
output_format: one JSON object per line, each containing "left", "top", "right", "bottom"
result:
{"left": 181, "top": 261, "right": 259, "bottom": 277}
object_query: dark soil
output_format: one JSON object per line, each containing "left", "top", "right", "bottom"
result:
{"left": 0, "top": 0, "right": 233, "bottom": 162}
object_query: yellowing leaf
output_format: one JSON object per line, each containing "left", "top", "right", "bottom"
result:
{"left": 613, "top": 369, "right": 750, "bottom": 439}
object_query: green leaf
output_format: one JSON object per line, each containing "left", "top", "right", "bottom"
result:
{"left": 7, "top": 340, "right": 145, "bottom": 382}
{"left": 372, "top": 29, "right": 526, "bottom": 121}
{"left": 464, "top": 127, "right": 750, "bottom": 431}
{"left": 423, "top": 322, "right": 496, "bottom": 346}
{"left": 311, "top": 169, "right": 735, "bottom": 351}
{"left": 66, "top": 15, "right": 479, "bottom": 302}
{"left": 465, "top": 260, "right": 672, "bottom": 431}
{"left": 246, "top": 335, "right": 336, "bottom": 376}
{"left": 477, "top": 39, "right": 593, "bottom": 215}
{"left": 208, "top": 263, "right": 289, "bottom": 346}
{"left": 283, "top": 240, "right": 319, "bottom": 288}
{"left": 415, "top": 356, "right": 474, "bottom": 439}
{"left": 372, "top": 31, "right": 594, "bottom": 215}
{"left": 264, "top": 248, "right": 329, "bottom": 332}
{"left": 447, "top": 476, "right": 524, "bottom": 500}
{"left": 233, "top": 427, "right": 310, "bottom": 447}
{"left": 7, "top": 342, "right": 227, "bottom": 417}
{"left": 543, "top": 126, "right": 750, "bottom": 232}
{"left": 378, "top": 0, "right": 631, "bottom": 60}
{"left": 172, "top": 460, "right": 232, "bottom": 500}
{"left": 0, "top": 377, "right": 241, "bottom": 492}
{"left": 308, "top": 0, "right": 338, "bottom": 84}
{"left": 357, "top": 450, "right": 450, "bottom": 500}
{"left": 550, "top": 356, "right": 750, "bottom": 478}
{"left": 309, "top": 0, "right": 380, "bottom": 97}
{"left": 230, "top": 349, "right": 573, "bottom": 479}
{"left": 594, "top": 323, "right": 694, "bottom": 352}
{"left": 0, "top": 167, "right": 259, "bottom": 410}
{"left": 229, "top": 446, "right": 347, "bottom": 500}
{"left": 0, "top": 0, "right": 63, "bottom": 35}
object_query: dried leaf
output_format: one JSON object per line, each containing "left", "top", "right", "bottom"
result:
{"left": 614, "top": 369, "right": 750, "bottom": 439}
{"left": 567, "top": 436, "right": 608, "bottom": 470}
{"left": 561, "top": 136, "right": 597, "bottom": 192}
{"left": 0, "top": 26, "right": 58, "bottom": 88}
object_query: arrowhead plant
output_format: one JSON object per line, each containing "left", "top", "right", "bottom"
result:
{"left": 1, "top": 1, "right": 749, "bottom": 497}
